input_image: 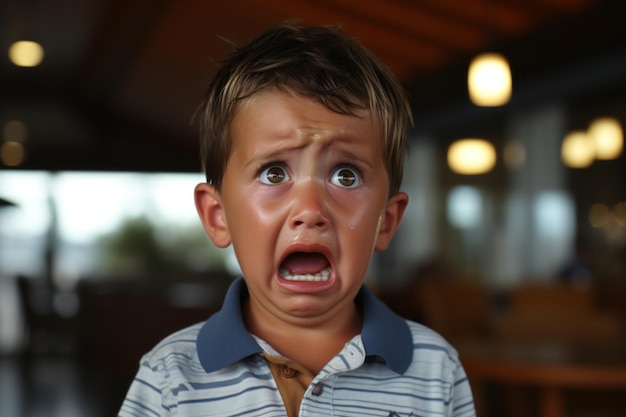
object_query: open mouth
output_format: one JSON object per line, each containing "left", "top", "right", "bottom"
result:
{"left": 279, "top": 252, "right": 332, "bottom": 282}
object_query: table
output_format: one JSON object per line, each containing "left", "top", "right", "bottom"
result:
{"left": 458, "top": 340, "right": 626, "bottom": 417}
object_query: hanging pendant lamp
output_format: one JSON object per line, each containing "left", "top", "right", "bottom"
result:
{"left": 468, "top": 52, "right": 512, "bottom": 107}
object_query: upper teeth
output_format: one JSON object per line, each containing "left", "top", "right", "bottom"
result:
{"left": 279, "top": 266, "right": 331, "bottom": 282}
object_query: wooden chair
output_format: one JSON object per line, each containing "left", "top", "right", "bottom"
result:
{"left": 494, "top": 282, "right": 623, "bottom": 345}
{"left": 482, "top": 283, "right": 626, "bottom": 417}
{"left": 506, "top": 283, "right": 597, "bottom": 316}
{"left": 413, "top": 280, "right": 492, "bottom": 343}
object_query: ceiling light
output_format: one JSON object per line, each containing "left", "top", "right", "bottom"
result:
{"left": 589, "top": 204, "right": 611, "bottom": 228}
{"left": 588, "top": 117, "right": 623, "bottom": 160}
{"left": 468, "top": 53, "right": 512, "bottom": 107}
{"left": 448, "top": 139, "right": 496, "bottom": 175}
{"left": 1, "top": 141, "right": 26, "bottom": 167}
{"left": 8, "top": 40, "right": 44, "bottom": 67}
{"left": 561, "top": 130, "right": 594, "bottom": 168}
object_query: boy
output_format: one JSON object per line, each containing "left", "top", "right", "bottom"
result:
{"left": 119, "top": 22, "right": 476, "bottom": 417}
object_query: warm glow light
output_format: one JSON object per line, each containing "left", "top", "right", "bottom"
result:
{"left": 8, "top": 40, "right": 44, "bottom": 67}
{"left": 448, "top": 139, "right": 496, "bottom": 174}
{"left": 588, "top": 117, "right": 623, "bottom": 160}
{"left": 3, "top": 120, "right": 27, "bottom": 142}
{"left": 614, "top": 202, "right": 626, "bottom": 227}
{"left": 503, "top": 140, "right": 526, "bottom": 170}
{"left": 589, "top": 204, "right": 611, "bottom": 228}
{"left": 561, "top": 130, "right": 594, "bottom": 168}
{"left": 1, "top": 141, "right": 26, "bottom": 166}
{"left": 468, "top": 53, "right": 512, "bottom": 106}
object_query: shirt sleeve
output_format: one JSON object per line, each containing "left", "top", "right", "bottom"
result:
{"left": 448, "top": 361, "right": 477, "bottom": 417}
{"left": 118, "top": 356, "right": 169, "bottom": 417}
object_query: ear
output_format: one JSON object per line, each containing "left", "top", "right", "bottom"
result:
{"left": 374, "top": 191, "right": 408, "bottom": 251}
{"left": 194, "top": 183, "right": 232, "bottom": 248}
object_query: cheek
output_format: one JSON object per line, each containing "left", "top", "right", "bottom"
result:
{"left": 334, "top": 188, "right": 386, "bottom": 228}
{"left": 223, "top": 188, "right": 286, "bottom": 241}
{"left": 335, "top": 194, "right": 386, "bottom": 250}
{"left": 223, "top": 196, "right": 278, "bottom": 275}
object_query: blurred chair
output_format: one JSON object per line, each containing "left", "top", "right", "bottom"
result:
{"left": 491, "top": 310, "right": 623, "bottom": 346}
{"left": 413, "top": 280, "right": 493, "bottom": 343}
{"left": 604, "top": 285, "right": 626, "bottom": 326}
{"left": 486, "top": 283, "right": 626, "bottom": 417}
{"left": 493, "top": 282, "right": 623, "bottom": 345}
{"left": 507, "top": 282, "right": 596, "bottom": 315}
{"left": 82, "top": 276, "right": 231, "bottom": 384}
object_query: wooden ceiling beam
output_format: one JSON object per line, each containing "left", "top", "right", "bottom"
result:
{"left": 77, "top": 0, "right": 172, "bottom": 99}
{"left": 417, "top": 0, "right": 534, "bottom": 36}
{"left": 253, "top": 0, "right": 450, "bottom": 69}
{"left": 497, "top": 0, "right": 596, "bottom": 22}
{"left": 533, "top": 0, "right": 599, "bottom": 12}
{"left": 315, "top": 0, "right": 485, "bottom": 51}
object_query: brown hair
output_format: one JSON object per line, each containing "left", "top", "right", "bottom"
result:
{"left": 197, "top": 22, "right": 413, "bottom": 196}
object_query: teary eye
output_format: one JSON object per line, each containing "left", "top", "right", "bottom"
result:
{"left": 330, "top": 166, "right": 361, "bottom": 188}
{"left": 259, "top": 164, "right": 290, "bottom": 185}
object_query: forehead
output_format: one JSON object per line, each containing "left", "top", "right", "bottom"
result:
{"left": 230, "top": 90, "right": 381, "bottom": 149}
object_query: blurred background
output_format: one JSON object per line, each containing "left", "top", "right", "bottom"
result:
{"left": 1, "top": 0, "right": 625, "bottom": 416}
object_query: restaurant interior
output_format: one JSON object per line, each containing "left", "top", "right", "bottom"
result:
{"left": 1, "top": 0, "right": 625, "bottom": 416}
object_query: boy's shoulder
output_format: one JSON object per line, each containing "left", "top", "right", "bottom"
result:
{"left": 141, "top": 321, "right": 205, "bottom": 366}
{"left": 405, "top": 319, "right": 455, "bottom": 345}
{"left": 404, "top": 319, "right": 461, "bottom": 363}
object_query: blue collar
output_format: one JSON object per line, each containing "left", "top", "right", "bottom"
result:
{"left": 196, "top": 277, "right": 413, "bottom": 374}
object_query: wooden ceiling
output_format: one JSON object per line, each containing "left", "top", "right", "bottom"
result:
{"left": 1, "top": 0, "right": 624, "bottom": 172}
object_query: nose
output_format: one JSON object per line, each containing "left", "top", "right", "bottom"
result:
{"left": 289, "top": 180, "right": 329, "bottom": 230}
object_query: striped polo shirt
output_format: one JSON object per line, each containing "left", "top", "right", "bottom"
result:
{"left": 118, "top": 278, "right": 476, "bottom": 417}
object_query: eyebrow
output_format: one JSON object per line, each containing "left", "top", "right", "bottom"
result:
{"left": 242, "top": 143, "right": 301, "bottom": 170}
{"left": 332, "top": 148, "right": 375, "bottom": 170}
{"left": 241, "top": 130, "right": 378, "bottom": 170}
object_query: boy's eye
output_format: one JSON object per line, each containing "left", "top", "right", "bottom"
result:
{"left": 330, "top": 166, "right": 361, "bottom": 188}
{"left": 259, "top": 165, "right": 290, "bottom": 184}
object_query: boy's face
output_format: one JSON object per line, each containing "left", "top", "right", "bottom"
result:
{"left": 195, "top": 90, "right": 407, "bottom": 327}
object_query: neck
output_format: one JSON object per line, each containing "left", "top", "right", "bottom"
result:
{"left": 243, "top": 298, "right": 363, "bottom": 374}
